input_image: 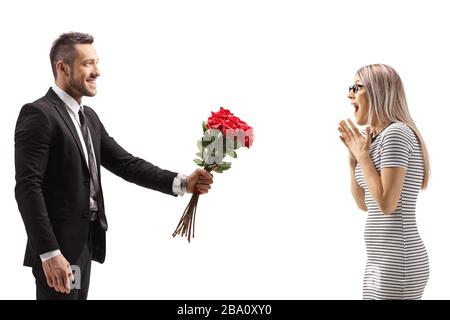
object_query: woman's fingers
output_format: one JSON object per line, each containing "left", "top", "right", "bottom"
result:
{"left": 339, "top": 135, "right": 347, "bottom": 146}
{"left": 346, "top": 119, "right": 361, "bottom": 137}
{"left": 364, "top": 126, "right": 373, "bottom": 147}
{"left": 338, "top": 127, "right": 347, "bottom": 141}
{"left": 339, "top": 120, "right": 354, "bottom": 137}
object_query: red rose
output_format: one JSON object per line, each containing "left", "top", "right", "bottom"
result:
{"left": 242, "top": 127, "right": 254, "bottom": 148}
{"left": 207, "top": 107, "right": 253, "bottom": 148}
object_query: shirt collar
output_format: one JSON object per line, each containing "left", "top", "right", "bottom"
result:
{"left": 51, "top": 84, "right": 83, "bottom": 114}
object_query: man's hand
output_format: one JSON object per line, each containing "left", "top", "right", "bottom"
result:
{"left": 187, "top": 169, "right": 213, "bottom": 194}
{"left": 42, "top": 254, "right": 74, "bottom": 294}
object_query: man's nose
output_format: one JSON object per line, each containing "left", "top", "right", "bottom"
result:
{"left": 93, "top": 64, "right": 101, "bottom": 77}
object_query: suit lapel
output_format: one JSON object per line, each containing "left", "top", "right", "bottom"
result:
{"left": 46, "top": 89, "right": 89, "bottom": 171}
{"left": 84, "top": 109, "right": 101, "bottom": 169}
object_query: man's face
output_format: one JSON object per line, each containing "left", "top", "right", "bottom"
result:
{"left": 65, "top": 44, "right": 100, "bottom": 100}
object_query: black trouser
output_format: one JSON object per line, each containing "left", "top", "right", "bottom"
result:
{"left": 32, "top": 222, "right": 93, "bottom": 300}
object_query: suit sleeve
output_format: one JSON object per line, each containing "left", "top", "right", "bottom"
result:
{"left": 90, "top": 110, "right": 178, "bottom": 196}
{"left": 14, "top": 104, "right": 60, "bottom": 255}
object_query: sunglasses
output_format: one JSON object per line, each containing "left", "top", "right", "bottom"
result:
{"left": 348, "top": 84, "right": 364, "bottom": 94}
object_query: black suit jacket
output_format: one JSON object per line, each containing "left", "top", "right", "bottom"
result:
{"left": 15, "top": 88, "right": 178, "bottom": 267}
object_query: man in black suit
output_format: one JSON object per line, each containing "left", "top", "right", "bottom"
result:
{"left": 14, "top": 32, "right": 213, "bottom": 300}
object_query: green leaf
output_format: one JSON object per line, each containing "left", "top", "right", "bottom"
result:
{"left": 227, "top": 150, "right": 237, "bottom": 158}
{"left": 202, "top": 130, "right": 212, "bottom": 140}
{"left": 193, "top": 158, "right": 204, "bottom": 167}
{"left": 202, "top": 139, "right": 211, "bottom": 148}
{"left": 219, "top": 162, "right": 232, "bottom": 171}
{"left": 209, "top": 128, "right": 221, "bottom": 138}
{"left": 213, "top": 167, "right": 223, "bottom": 173}
{"left": 235, "top": 139, "right": 244, "bottom": 149}
{"left": 197, "top": 140, "right": 203, "bottom": 152}
{"left": 195, "top": 152, "right": 203, "bottom": 159}
{"left": 202, "top": 121, "right": 208, "bottom": 132}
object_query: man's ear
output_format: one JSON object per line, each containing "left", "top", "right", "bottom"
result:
{"left": 56, "top": 61, "right": 70, "bottom": 77}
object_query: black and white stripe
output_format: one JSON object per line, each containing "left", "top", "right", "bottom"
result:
{"left": 355, "top": 122, "right": 429, "bottom": 300}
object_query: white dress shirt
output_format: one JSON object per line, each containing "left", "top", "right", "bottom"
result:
{"left": 40, "top": 85, "right": 187, "bottom": 262}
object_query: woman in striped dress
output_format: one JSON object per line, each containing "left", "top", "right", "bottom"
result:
{"left": 338, "top": 64, "right": 430, "bottom": 300}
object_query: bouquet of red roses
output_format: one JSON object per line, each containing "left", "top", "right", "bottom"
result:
{"left": 172, "top": 107, "right": 254, "bottom": 242}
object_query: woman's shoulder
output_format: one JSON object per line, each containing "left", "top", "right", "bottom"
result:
{"left": 381, "top": 122, "right": 416, "bottom": 147}
{"left": 383, "top": 122, "right": 415, "bottom": 136}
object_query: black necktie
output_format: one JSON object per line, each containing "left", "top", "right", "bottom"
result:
{"left": 78, "top": 108, "right": 100, "bottom": 202}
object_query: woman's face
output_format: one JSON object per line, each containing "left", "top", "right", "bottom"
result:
{"left": 348, "top": 76, "right": 369, "bottom": 126}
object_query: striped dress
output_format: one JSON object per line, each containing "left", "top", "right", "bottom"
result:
{"left": 355, "top": 122, "right": 429, "bottom": 300}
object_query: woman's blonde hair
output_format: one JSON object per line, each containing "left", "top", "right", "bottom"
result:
{"left": 356, "top": 64, "right": 430, "bottom": 189}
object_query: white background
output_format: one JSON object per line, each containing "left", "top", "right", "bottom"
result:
{"left": 0, "top": 0, "right": 449, "bottom": 299}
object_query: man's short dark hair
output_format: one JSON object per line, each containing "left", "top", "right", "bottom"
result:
{"left": 49, "top": 32, "right": 94, "bottom": 79}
